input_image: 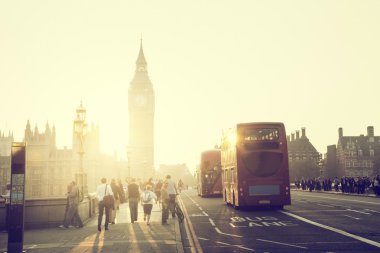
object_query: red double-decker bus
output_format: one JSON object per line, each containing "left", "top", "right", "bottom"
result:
{"left": 221, "top": 122, "right": 291, "bottom": 209}
{"left": 196, "top": 149, "right": 222, "bottom": 197}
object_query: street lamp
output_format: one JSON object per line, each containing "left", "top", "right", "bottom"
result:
{"left": 74, "top": 101, "right": 88, "bottom": 196}
{"left": 127, "top": 149, "right": 131, "bottom": 179}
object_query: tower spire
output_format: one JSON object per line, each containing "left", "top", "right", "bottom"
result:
{"left": 136, "top": 38, "right": 147, "bottom": 65}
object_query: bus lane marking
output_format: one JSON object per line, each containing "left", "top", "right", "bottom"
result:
{"left": 257, "top": 238, "right": 308, "bottom": 249}
{"left": 280, "top": 210, "right": 380, "bottom": 249}
{"left": 229, "top": 216, "right": 298, "bottom": 228}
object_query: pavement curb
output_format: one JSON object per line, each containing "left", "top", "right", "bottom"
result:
{"left": 174, "top": 215, "right": 185, "bottom": 253}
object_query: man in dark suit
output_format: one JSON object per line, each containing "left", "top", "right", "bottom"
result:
{"left": 128, "top": 178, "right": 140, "bottom": 223}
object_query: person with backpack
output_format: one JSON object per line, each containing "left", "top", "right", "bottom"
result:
{"left": 141, "top": 185, "right": 157, "bottom": 225}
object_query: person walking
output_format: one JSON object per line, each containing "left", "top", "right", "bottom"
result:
{"left": 155, "top": 179, "right": 163, "bottom": 206}
{"left": 141, "top": 185, "right": 157, "bottom": 225}
{"left": 61, "top": 181, "right": 83, "bottom": 229}
{"left": 110, "top": 179, "right": 120, "bottom": 224}
{"left": 96, "top": 178, "right": 113, "bottom": 231}
{"left": 161, "top": 181, "right": 170, "bottom": 224}
{"left": 118, "top": 179, "right": 126, "bottom": 204}
{"left": 128, "top": 178, "right": 140, "bottom": 223}
{"left": 165, "top": 175, "right": 178, "bottom": 218}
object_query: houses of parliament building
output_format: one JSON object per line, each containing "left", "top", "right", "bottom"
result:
{"left": 0, "top": 42, "right": 155, "bottom": 197}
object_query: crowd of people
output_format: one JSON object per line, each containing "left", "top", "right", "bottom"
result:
{"left": 58, "top": 175, "right": 184, "bottom": 232}
{"left": 294, "top": 175, "right": 380, "bottom": 196}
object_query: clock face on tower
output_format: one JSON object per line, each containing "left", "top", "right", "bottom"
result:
{"left": 134, "top": 94, "right": 147, "bottom": 107}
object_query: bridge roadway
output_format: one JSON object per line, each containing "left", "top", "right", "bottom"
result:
{"left": 179, "top": 189, "right": 380, "bottom": 253}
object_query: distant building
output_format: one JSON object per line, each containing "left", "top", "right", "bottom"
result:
{"left": 331, "top": 126, "right": 380, "bottom": 177}
{"left": 325, "top": 145, "right": 337, "bottom": 178}
{"left": 0, "top": 131, "right": 13, "bottom": 193}
{"left": 287, "top": 128, "right": 321, "bottom": 180}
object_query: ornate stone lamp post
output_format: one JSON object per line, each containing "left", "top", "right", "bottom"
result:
{"left": 127, "top": 149, "right": 131, "bottom": 179}
{"left": 74, "top": 101, "right": 88, "bottom": 196}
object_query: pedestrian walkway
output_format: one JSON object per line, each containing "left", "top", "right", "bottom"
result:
{"left": 0, "top": 201, "right": 184, "bottom": 253}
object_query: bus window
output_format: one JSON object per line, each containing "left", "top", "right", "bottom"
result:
{"left": 244, "top": 128, "right": 279, "bottom": 141}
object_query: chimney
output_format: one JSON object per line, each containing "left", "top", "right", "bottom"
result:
{"left": 296, "top": 130, "right": 300, "bottom": 140}
{"left": 338, "top": 127, "right": 343, "bottom": 138}
{"left": 301, "top": 127, "right": 306, "bottom": 138}
{"left": 367, "top": 126, "right": 374, "bottom": 137}
{"left": 291, "top": 133, "right": 295, "bottom": 141}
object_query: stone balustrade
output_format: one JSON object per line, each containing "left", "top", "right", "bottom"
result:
{"left": 0, "top": 194, "right": 97, "bottom": 230}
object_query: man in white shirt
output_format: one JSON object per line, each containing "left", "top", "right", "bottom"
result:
{"left": 96, "top": 178, "right": 113, "bottom": 231}
{"left": 165, "top": 175, "right": 178, "bottom": 218}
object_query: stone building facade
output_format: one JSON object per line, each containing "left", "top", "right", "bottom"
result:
{"left": 330, "top": 126, "right": 380, "bottom": 177}
{"left": 1, "top": 104, "right": 127, "bottom": 199}
{"left": 0, "top": 131, "right": 13, "bottom": 193}
{"left": 287, "top": 127, "right": 321, "bottom": 180}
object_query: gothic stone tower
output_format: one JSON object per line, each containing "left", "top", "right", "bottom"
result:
{"left": 128, "top": 41, "right": 155, "bottom": 179}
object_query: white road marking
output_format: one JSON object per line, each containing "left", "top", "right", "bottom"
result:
{"left": 343, "top": 215, "right": 361, "bottom": 220}
{"left": 257, "top": 238, "right": 308, "bottom": 249}
{"left": 216, "top": 241, "right": 231, "bottom": 246}
{"left": 294, "top": 193, "right": 380, "bottom": 205}
{"left": 236, "top": 245, "right": 255, "bottom": 252}
{"left": 215, "top": 241, "right": 255, "bottom": 252}
{"left": 189, "top": 213, "right": 208, "bottom": 217}
{"left": 346, "top": 209, "right": 371, "bottom": 215}
{"left": 215, "top": 227, "right": 243, "bottom": 238}
{"left": 202, "top": 211, "right": 209, "bottom": 216}
{"left": 199, "top": 207, "right": 203, "bottom": 211}
{"left": 317, "top": 203, "right": 335, "bottom": 208}
{"left": 230, "top": 222, "right": 248, "bottom": 228}
{"left": 281, "top": 211, "right": 380, "bottom": 248}
{"left": 364, "top": 209, "right": 380, "bottom": 214}
{"left": 291, "top": 210, "right": 347, "bottom": 213}
{"left": 198, "top": 237, "right": 209, "bottom": 241}
{"left": 209, "top": 218, "right": 216, "bottom": 227}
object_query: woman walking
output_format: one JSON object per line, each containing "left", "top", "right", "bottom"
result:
{"left": 141, "top": 185, "right": 157, "bottom": 225}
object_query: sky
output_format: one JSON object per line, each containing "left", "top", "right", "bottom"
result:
{"left": 1, "top": 1, "right": 380, "bottom": 173}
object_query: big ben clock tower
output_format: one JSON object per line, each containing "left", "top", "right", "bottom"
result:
{"left": 128, "top": 41, "right": 155, "bottom": 179}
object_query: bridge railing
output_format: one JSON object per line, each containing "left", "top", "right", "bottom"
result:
{"left": 0, "top": 193, "right": 98, "bottom": 230}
